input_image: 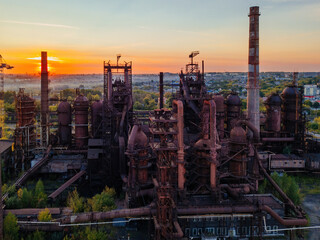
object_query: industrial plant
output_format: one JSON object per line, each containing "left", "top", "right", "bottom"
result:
{"left": 1, "top": 5, "right": 320, "bottom": 240}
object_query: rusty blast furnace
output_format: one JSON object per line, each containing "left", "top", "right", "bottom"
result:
{"left": 6, "top": 6, "right": 313, "bottom": 240}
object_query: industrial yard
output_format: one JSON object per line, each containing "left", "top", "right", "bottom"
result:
{"left": 1, "top": 3, "right": 320, "bottom": 240}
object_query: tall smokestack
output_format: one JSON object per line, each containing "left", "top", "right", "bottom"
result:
{"left": 247, "top": 6, "right": 260, "bottom": 136}
{"left": 41, "top": 51, "right": 49, "bottom": 146}
{"left": 159, "top": 72, "right": 164, "bottom": 108}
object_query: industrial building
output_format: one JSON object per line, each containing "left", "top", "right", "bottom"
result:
{"left": 2, "top": 5, "right": 319, "bottom": 240}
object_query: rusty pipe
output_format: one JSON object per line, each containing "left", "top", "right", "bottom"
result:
{"left": 59, "top": 204, "right": 307, "bottom": 227}
{"left": 261, "top": 137, "right": 294, "bottom": 142}
{"left": 220, "top": 184, "right": 251, "bottom": 199}
{"left": 127, "top": 125, "right": 139, "bottom": 153}
{"left": 107, "top": 70, "right": 113, "bottom": 108}
{"left": 60, "top": 206, "right": 152, "bottom": 224}
{"left": 153, "top": 217, "right": 161, "bottom": 230}
{"left": 260, "top": 205, "right": 307, "bottom": 226}
{"left": 159, "top": 72, "right": 164, "bottom": 108}
{"left": 236, "top": 120, "right": 259, "bottom": 142}
{"left": 204, "top": 100, "right": 217, "bottom": 189}
{"left": 173, "top": 220, "right": 184, "bottom": 238}
{"left": 257, "top": 155, "right": 301, "bottom": 216}
{"left": 173, "top": 100, "right": 185, "bottom": 190}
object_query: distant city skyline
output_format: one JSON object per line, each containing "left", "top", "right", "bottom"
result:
{"left": 1, "top": 0, "right": 319, "bottom": 74}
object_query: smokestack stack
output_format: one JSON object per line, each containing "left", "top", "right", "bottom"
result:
{"left": 159, "top": 72, "right": 164, "bottom": 109}
{"left": 247, "top": 6, "right": 260, "bottom": 136}
{"left": 41, "top": 51, "right": 49, "bottom": 146}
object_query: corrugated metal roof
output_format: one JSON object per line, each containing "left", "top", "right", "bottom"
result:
{"left": 0, "top": 140, "right": 13, "bottom": 154}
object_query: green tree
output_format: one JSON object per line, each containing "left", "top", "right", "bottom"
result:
{"left": 67, "top": 188, "right": 86, "bottom": 213}
{"left": 26, "top": 230, "right": 45, "bottom": 240}
{"left": 4, "top": 212, "right": 19, "bottom": 240}
{"left": 35, "top": 180, "right": 47, "bottom": 208}
{"left": 20, "top": 188, "right": 34, "bottom": 208}
{"left": 85, "top": 227, "right": 108, "bottom": 240}
{"left": 313, "top": 102, "right": 320, "bottom": 109}
{"left": 87, "top": 187, "right": 116, "bottom": 212}
{"left": 38, "top": 208, "right": 52, "bottom": 222}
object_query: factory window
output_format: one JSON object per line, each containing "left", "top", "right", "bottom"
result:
{"left": 273, "top": 225, "right": 279, "bottom": 234}
{"left": 192, "top": 228, "right": 198, "bottom": 236}
{"left": 185, "top": 228, "right": 190, "bottom": 237}
{"left": 242, "top": 227, "right": 247, "bottom": 235}
{"left": 198, "top": 228, "right": 203, "bottom": 235}
{"left": 205, "top": 227, "right": 215, "bottom": 234}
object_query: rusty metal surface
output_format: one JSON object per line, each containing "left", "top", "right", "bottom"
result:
{"left": 91, "top": 100, "right": 103, "bottom": 138}
{"left": 213, "top": 94, "right": 225, "bottom": 139}
{"left": 41, "top": 51, "right": 49, "bottom": 147}
{"left": 226, "top": 92, "right": 241, "bottom": 132}
{"left": 159, "top": 72, "right": 164, "bottom": 108}
{"left": 57, "top": 100, "right": 72, "bottom": 145}
{"left": 49, "top": 170, "right": 86, "bottom": 199}
{"left": 74, "top": 95, "right": 89, "bottom": 148}
{"left": 264, "top": 93, "right": 282, "bottom": 132}
{"left": 246, "top": 6, "right": 260, "bottom": 135}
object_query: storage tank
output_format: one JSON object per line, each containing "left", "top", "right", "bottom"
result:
{"left": 281, "top": 85, "right": 301, "bottom": 134}
{"left": 91, "top": 100, "right": 103, "bottom": 138}
{"left": 229, "top": 126, "right": 247, "bottom": 176}
{"left": 226, "top": 92, "right": 241, "bottom": 132}
{"left": 264, "top": 93, "right": 282, "bottom": 132}
{"left": 57, "top": 100, "right": 72, "bottom": 145}
{"left": 74, "top": 95, "right": 89, "bottom": 148}
{"left": 213, "top": 94, "right": 225, "bottom": 139}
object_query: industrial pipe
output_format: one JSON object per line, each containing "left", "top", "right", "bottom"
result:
{"left": 261, "top": 137, "right": 294, "bottom": 142}
{"left": 220, "top": 184, "right": 251, "bottom": 199}
{"left": 204, "top": 100, "right": 217, "bottom": 189}
{"left": 260, "top": 205, "right": 307, "bottom": 226}
{"left": 159, "top": 72, "right": 164, "bottom": 108}
{"left": 173, "top": 220, "right": 184, "bottom": 238}
{"left": 60, "top": 206, "right": 152, "bottom": 224}
{"left": 257, "top": 153, "right": 302, "bottom": 217}
{"left": 59, "top": 204, "right": 307, "bottom": 227}
{"left": 235, "top": 120, "right": 259, "bottom": 142}
{"left": 127, "top": 125, "right": 139, "bottom": 153}
{"left": 173, "top": 100, "right": 185, "bottom": 190}
{"left": 107, "top": 69, "right": 113, "bottom": 108}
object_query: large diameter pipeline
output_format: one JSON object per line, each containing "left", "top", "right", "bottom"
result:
{"left": 173, "top": 100, "right": 185, "bottom": 190}
{"left": 204, "top": 100, "right": 217, "bottom": 189}
{"left": 60, "top": 204, "right": 307, "bottom": 227}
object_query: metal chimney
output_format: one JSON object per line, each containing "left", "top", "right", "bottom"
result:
{"left": 41, "top": 51, "right": 49, "bottom": 146}
{"left": 159, "top": 72, "right": 164, "bottom": 108}
{"left": 247, "top": 6, "right": 260, "bottom": 135}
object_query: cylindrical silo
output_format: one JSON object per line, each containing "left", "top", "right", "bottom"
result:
{"left": 213, "top": 94, "right": 225, "bottom": 139}
{"left": 281, "top": 86, "right": 301, "bottom": 134}
{"left": 74, "top": 95, "right": 89, "bottom": 148}
{"left": 226, "top": 92, "right": 241, "bottom": 133}
{"left": 58, "top": 100, "right": 72, "bottom": 145}
{"left": 264, "top": 93, "right": 282, "bottom": 132}
{"left": 229, "top": 126, "right": 247, "bottom": 177}
{"left": 91, "top": 100, "right": 103, "bottom": 138}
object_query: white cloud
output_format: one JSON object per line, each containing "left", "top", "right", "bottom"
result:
{"left": 0, "top": 20, "right": 79, "bottom": 29}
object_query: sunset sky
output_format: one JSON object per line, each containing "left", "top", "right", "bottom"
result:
{"left": 1, "top": 0, "right": 319, "bottom": 74}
